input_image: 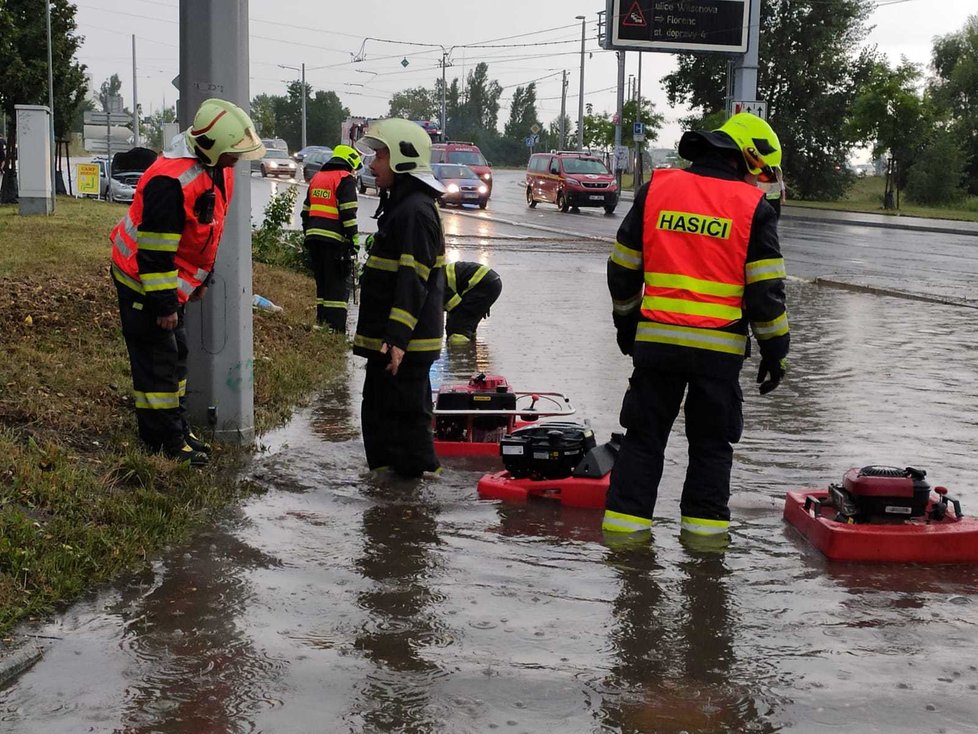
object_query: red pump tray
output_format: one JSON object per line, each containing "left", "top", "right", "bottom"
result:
{"left": 477, "top": 471, "right": 610, "bottom": 510}
{"left": 783, "top": 490, "right": 978, "bottom": 563}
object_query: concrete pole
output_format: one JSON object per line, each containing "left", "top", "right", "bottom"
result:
{"left": 440, "top": 49, "right": 448, "bottom": 141}
{"left": 300, "top": 62, "right": 306, "bottom": 150}
{"left": 614, "top": 50, "right": 624, "bottom": 189}
{"left": 634, "top": 52, "right": 644, "bottom": 195}
{"left": 576, "top": 15, "right": 586, "bottom": 151}
{"left": 179, "top": 0, "right": 255, "bottom": 446}
{"left": 731, "top": 0, "right": 761, "bottom": 104}
{"left": 132, "top": 35, "right": 140, "bottom": 147}
{"left": 559, "top": 70, "right": 567, "bottom": 149}
{"left": 45, "top": 0, "right": 55, "bottom": 211}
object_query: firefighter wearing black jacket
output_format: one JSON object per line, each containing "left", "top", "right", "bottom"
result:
{"left": 444, "top": 261, "right": 502, "bottom": 345}
{"left": 603, "top": 112, "right": 790, "bottom": 542}
{"left": 352, "top": 119, "right": 446, "bottom": 478}
{"left": 301, "top": 145, "right": 362, "bottom": 332}
{"left": 110, "top": 99, "right": 265, "bottom": 466}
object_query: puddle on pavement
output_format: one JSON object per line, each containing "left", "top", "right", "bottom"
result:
{"left": 3, "top": 242, "right": 977, "bottom": 733}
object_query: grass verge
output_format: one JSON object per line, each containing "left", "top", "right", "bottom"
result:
{"left": 0, "top": 196, "right": 346, "bottom": 634}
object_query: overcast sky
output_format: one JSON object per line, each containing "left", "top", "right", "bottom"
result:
{"left": 73, "top": 0, "right": 976, "bottom": 149}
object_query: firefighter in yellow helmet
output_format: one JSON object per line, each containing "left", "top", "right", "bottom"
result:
{"left": 301, "top": 144, "right": 363, "bottom": 332}
{"left": 603, "top": 112, "right": 790, "bottom": 544}
{"left": 110, "top": 98, "right": 265, "bottom": 466}
{"left": 352, "top": 118, "right": 446, "bottom": 477}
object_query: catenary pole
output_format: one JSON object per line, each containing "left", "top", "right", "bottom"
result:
{"left": 179, "top": 0, "right": 255, "bottom": 446}
{"left": 575, "top": 15, "right": 586, "bottom": 151}
{"left": 132, "top": 35, "right": 140, "bottom": 146}
{"left": 559, "top": 70, "right": 567, "bottom": 149}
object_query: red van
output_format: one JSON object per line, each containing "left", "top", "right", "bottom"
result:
{"left": 430, "top": 141, "right": 493, "bottom": 196}
{"left": 525, "top": 151, "right": 619, "bottom": 214}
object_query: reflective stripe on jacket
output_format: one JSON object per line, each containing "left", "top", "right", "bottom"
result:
{"left": 444, "top": 261, "right": 492, "bottom": 311}
{"left": 110, "top": 157, "right": 232, "bottom": 304}
{"left": 640, "top": 168, "right": 760, "bottom": 330}
{"left": 304, "top": 169, "right": 351, "bottom": 244}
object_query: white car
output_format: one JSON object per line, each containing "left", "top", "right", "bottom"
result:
{"left": 252, "top": 148, "right": 297, "bottom": 178}
{"left": 107, "top": 171, "right": 143, "bottom": 203}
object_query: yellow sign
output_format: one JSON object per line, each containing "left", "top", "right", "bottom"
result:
{"left": 77, "top": 163, "right": 101, "bottom": 196}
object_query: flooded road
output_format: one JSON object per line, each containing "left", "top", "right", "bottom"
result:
{"left": 3, "top": 181, "right": 978, "bottom": 733}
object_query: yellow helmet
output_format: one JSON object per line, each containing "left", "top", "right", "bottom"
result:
{"left": 187, "top": 98, "right": 265, "bottom": 167}
{"left": 678, "top": 112, "right": 781, "bottom": 176}
{"left": 354, "top": 118, "right": 444, "bottom": 192}
{"left": 330, "top": 144, "right": 363, "bottom": 172}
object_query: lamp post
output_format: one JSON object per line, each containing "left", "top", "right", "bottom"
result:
{"left": 45, "top": 0, "right": 56, "bottom": 210}
{"left": 575, "top": 15, "right": 586, "bottom": 151}
{"left": 279, "top": 62, "right": 306, "bottom": 149}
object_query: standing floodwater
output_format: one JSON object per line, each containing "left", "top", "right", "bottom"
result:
{"left": 2, "top": 204, "right": 977, "bottom": 733}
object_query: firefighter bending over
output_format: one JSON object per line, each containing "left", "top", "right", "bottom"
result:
{"left": 110, "top": 98, "right": 265, "bottom": 466}
{"left": 443, "top": 261, "right": 502, "bottom": 345}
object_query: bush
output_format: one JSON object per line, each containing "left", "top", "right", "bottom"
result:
{"left": 251, "top": 186, "right": 310, "bottom": 274}
{"left": 904, "top": 130, "right": 970, "bottom": 206}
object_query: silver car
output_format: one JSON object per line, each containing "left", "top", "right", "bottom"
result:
{"left": 252, "top": 148, "right": 298, "bottom": 178}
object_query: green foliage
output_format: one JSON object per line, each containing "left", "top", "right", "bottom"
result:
{"left": 389, "top": 86, "right": 439, "bottom": 121}
{"left": 904, "top": 129, "right": 969, "bottom": 205}
{"left": 661, "top": 0, "right": 876, "bottom": 200}
{"left": 0, "top": 0, "right": 88, "bottom": 142}
{"left": 144, "top": 105, "right": 177, "bottom": 151}
{"left": 251, "top": 186, "right": 309, "bottom": 273}
{"left": 929, "top": 16, "right": 978, "bottom": 194}
{"left": 252, "top": 82, "right": 350, "bottom": 150}
{"left": 847, "top": 58, "right": 931, "bottom": 189}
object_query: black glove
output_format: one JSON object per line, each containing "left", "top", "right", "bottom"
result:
{"left": 756, "top": 356, "right": 787, "bottom": 395}
{"left": 613, "top": 314, "right": 638, "bottom": 356}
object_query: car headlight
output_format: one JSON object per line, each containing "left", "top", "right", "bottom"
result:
{"left": 482, "top": 172, "right": 491, "bottom": 180}
{"left": 268, "top": 161, "right": 278, "bottom": 167}
{"left": 446, "top": 183, "right": 460, "bottom": 193}
{"left": 478, "top": 185, "right": 488, "bottom": 194}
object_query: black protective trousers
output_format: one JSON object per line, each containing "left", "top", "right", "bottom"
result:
{"left": 307, "top": 241, "right": 350, "bottom": 331}
{"left": 115, "top": 281, "right": 188, "bottom": 454}
{"left": 605, "top": 366, "right": 744, "bottom": 523}
{"left": 444, "top": 274, "right": 502, "bottom": 339}
{"left": 361, "top": 359, "right": 440, "bottom": 478}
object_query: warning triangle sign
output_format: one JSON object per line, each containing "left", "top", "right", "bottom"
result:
{"left": 622, "top": 1, "right": 647, "bottom": 27}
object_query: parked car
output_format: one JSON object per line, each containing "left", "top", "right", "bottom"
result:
{"left": 293, "top": 145, "right": 331, "bottom": 163}
{"left": 300, "top": 147, "right": 334, "bottom": 182}
{"left": 525, "top": 151, "right": 619, "bottom": 214}
{"left": 252, "top": 148, "right": 297, "bottom": 178}
{"left": 430, "top": 141, "right": 492, "bottom": 196}
{"left": 108, "top": 171, "right": 143, "bottom": 203}
{"left": 432, "top": 163, "right": 488, "bottom": 209}
{"left": 357, "top": 153, "right": 378, "bottom": 193}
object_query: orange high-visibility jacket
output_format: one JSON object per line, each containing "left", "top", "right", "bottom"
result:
{"left": 640, "top": 168, "right": 761, "bottom": 330}
{"left": 110, "top": 157, "right": 233, "bottom": 304}
{"left": 303, "top": 169, "right": 354, "bottom": 244}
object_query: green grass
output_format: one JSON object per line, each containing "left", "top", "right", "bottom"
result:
{"left": 0, "top": 196, "right": 347, "bottom": 634}
{"left": 787, "top": 175, "right": 978, "bottom": 222}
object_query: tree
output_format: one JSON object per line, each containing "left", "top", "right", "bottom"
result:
{"left": 904, "top": 128, "right": 969, "bottom": 205}
{"left": 457, "top": 62, "right": 502, "bottom": 141}
{"left": 145, "top": 105, "right": 177, "bottom": 151}
{"left": 0, "top": 0, "right": 88, "bottom": 201}
{"left": 388, "top": 86, "right": 438, "bottom": 121}
{"left": 503, "top": 83, "right": 540, "bottom": 141}
{"left": 929, "top": 15, "right": 978, "bottom": 194}
{"left": 250, "top": 93, "right": 276, "bottom": 136}
{"left": 99, "top": 73, "right": 124, "bottom": 113}
{"left": 661, "top": 0, "right": 876, "bottom": 200}
{"left": 846, "top": 58, "right": 931, "bottom": 190}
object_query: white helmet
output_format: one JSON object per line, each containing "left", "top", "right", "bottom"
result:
{"left": 186, "top": 98, "right": 265, "bottom": 167}
{"left": 355, "top": 118, "right": 445, "bottom": 193}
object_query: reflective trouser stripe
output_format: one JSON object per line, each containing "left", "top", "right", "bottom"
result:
{"left": 680, "top": 516, "right": 730, "bottom": 535}
{"left": 133, "top": 390, "right": 180, "bottom": 410}
{"left": 353, "top": 334, "right": 443, "bottom": 353}
{"left": 321, "top": 300, "right": 348, "bottom": 309}
{"left": 601, "top": 510, "right": 653, "bottom": 533}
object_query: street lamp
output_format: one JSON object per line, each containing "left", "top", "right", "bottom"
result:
{"left": 576, "top": 15, "right": 586, "bottom": 151}
{"left": 279, "top": 63, "right": 306, "bottom": 149}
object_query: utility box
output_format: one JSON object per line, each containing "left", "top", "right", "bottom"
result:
{"left": 16, "top": 105, "right": 53, "bottom": 215}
